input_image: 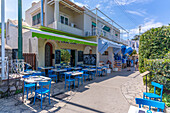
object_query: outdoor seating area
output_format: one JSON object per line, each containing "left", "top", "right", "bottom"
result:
{"left": 22, "top": 65, "right": 109, "bottom": 109}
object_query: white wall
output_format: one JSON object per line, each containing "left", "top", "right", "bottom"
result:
{"left": 25, "top": 2, "right": 41, "bottom": 26}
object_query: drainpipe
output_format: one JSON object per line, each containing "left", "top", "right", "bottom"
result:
{"left": 18, "top": 0, "right": 23, "bottom": 59}
{"left": 1, "top": 0, "right": 5, "bottom": 79}
{"left": 41, "top": 0, "right": 44, "bottom": 26}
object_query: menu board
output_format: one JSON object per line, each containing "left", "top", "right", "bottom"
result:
{"left": 83, "top": 54, "right": 96, "bottom": 65}
{"left": 55, "top": 50, "right": 61, "bottom": 64}
{"left": 78, "top": 51, "right": 83, "bottom": 62}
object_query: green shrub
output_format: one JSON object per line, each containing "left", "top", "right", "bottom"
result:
{"left": 139, "top": 26, "right": 170, "bottom": 73}
{"left": 144, "top": 59, "right": 170, "bottom": 90}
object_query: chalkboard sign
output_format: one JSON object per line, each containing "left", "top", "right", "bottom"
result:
{"left": 78, "top": 51, "right": 83, "bottom": 62}
{"left": 55, "top": 50, "right": 61, "bottom": 64}
{"left": 83, "top": 54, "right": 96, "bottom": 65}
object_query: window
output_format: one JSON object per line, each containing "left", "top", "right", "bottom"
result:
{"left": 78, "top": 51, "right": 83, "bottom": 62}
{"left": 32, "top": 13, "right": 41, "bottom": 26}
{"left": 61, "top": 16, "right": 64, "bottom": 24}
{"left": 60, "top": 15, "right": 69, "bottom": 25}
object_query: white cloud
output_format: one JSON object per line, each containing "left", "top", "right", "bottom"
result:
{"left": 124, "top": 18, "right": 163, "bottom": 39}
{"left": 126, "top": 10, "right": 144, "bottom": 16}
{"left": 114, "top": 0, "right": 152, "bottom": 5}
{"left": 96, "top": 4, "right": 101, "bottom": 9}
{"left": 70, "top": 0, "right": 88, "bottom": 7}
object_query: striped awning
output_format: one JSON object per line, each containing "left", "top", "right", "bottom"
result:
{"left": 24, "top": 26, "right": 97, "bottom": 46}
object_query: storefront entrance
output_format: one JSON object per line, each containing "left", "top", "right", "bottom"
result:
{"left": 45, "top": 42, "right": 53, "bottom": 67}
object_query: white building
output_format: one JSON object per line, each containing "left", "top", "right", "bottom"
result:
{"left": 6, "top": 0, "right": 128, "bottom": 69}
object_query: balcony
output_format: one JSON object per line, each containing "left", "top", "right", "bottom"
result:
{"left": 86, "top": 28, "right": 128, "bottom": 45}
{"left": 47, "top": 22, "right": 84, "bottom": 36}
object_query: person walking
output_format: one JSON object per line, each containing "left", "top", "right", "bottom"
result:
{"left": 127, "top": 58, "right": 131, "bottom": 71}
{"left": 135, "top": 58, "right": 139, "bottom": 71}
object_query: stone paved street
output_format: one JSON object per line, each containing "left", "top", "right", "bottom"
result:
{"left": 0, "top": 68, "right": 146, "bottom": 113}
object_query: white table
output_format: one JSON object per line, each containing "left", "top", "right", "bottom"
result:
{"left": 20, "top": 71, "right": 41, "bottom": 75}
{"left": 21, "top": 76, "right": 51, "bottom": 103}
{"left": 52, "top": 69, "right": 67, "bottom": 82}
{"left": 71, "top": 67, "right": 81, "bottom": 70}
{"left": 82, "top": 68, "right": 96, "bottom": 72}
{"left": 40, "top": 67, "right": 53, "bottom": 76}
{"left": 52, "top": 69, "right": 67, "bottom": 72}
{"left": 65, "top": 71, "right": 83, "bottom": 76}
{"left": 128, "top": 106, "right": 164, "bottom": 113}
{"left": 24, "top": 76, "right": 51, "bottom": 83}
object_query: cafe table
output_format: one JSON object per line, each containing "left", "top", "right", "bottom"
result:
{"left": 71, "top": 67, "right": 82, "bottom": 71}
{"left": 65, "top": 71, "right": 83, "bottom": 76}
{"left": 64, "top": 71, "right": 83, "bottom": 88}
{"left": 40, "top": 67, "right": 53, "bottom": 76}
{"left": 52, "top": 69, "right": 67, "bottom": 82}
{"left": 128, "top": 105, "right": 164, "bottom": 113}
{"left": 82, "top": 68, "right": 96, "bottom": 72}
{"left": 21, "top": 75, "right": 51, "bottom": 103}
{"left": 82, "top": 68, "right": 96, "bottom": 80}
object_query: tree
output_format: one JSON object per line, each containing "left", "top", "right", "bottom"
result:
{"left": 61, "top": 49, "right": 71, "bottom": 64}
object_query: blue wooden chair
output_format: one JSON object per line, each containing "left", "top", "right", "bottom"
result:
{"left": 37, "top": 67, "right": 42, "bottom": 71}
{"left": 82, "top": 70, "right": 90, "bottom": 82}
{"left": 136, "top": 98, "right": 165, "bottom": 112}
{"left": 97, "top": 67, "right": 103, "bottom": 76}
{"left": 75, "top": 71, "right": 83, "bottom": 87}
{"left": 33, "top": 80, "right": 52, "bottom": 109}
{"left": 57, "top": 66, "right": 61, "bottom": 68}
{"left": 23, "top": 81, "right": 35, "bottom": 100}
{"left": 89, "top": 69, "right": 96, "bottom": 80}
{"left": 47, "top": 70, "right": 57, "bottom": 82}
{"left": 48, "top": 70, "right": 54, "bottom": 75}
{"left": 143, "top": 82, "right": 163, "bottom": 102}
{"left": 65, "top": 73, "right": 75, "bottom": 91}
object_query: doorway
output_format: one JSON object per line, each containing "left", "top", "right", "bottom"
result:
{"left": 45, "top": 42, "right": 53, "bottom": 67}
{"left": 70, "top": 50, "right": 76, "bottom": 67}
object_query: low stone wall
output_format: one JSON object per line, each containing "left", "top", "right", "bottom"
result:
{"left": 0, "top": 77, "right": 23, "bottom": 98}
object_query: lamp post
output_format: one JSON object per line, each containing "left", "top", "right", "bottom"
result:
{"left": 18, "top": 0, "right": 23, "bottom": 59}
{"left": 1, "top": 0, "right": 5, "bottom": 79}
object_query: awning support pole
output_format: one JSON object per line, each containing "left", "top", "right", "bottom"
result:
{"left": 18, "top": 0, "right": 23, "bottom": 59}
{"left": 1, "top": 0, "right": 5, "bottom": 79}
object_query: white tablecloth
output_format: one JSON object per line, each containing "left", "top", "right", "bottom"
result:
{"left": 128, "top": 105, "right": 164, "bottom": 113}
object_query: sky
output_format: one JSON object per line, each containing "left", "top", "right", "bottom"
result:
{"left": 0, "top": 0, "right": 170, "bottom": 39}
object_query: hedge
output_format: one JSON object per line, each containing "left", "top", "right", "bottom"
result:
{"left": 144, "top": 59, "right": 170, "bottom": 90}
{"left": 139, "top": 26, "right": 170, "bottom": 73}
{"left": 144, "top": 59, "right": 170, "bottom": 106}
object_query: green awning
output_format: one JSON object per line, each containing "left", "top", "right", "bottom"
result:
{"left": 103, "top": 25, "right": 110, "bottom": 32}
{"left": 92, "top": 22, "right": 96, "bottom": 27}
{"left": 23, "top": 26, "right": 97, "bottom": 46}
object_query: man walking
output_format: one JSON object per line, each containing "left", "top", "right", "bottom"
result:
{"left": 127, "top": 58, "right": 131, "bottom": 71}
{"left": 135, "top": 58, "right": 138, "bottom": 71}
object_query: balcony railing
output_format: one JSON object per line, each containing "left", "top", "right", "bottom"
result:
{"left": 47, "top": 22, "right": 84, "bottom": 36}
{"left": 85, "top": 28, "right": 128, "bottom": 45}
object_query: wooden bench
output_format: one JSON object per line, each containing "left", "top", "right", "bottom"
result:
{"left": 140, "top": 71, "right": 150, "bottom": 92}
